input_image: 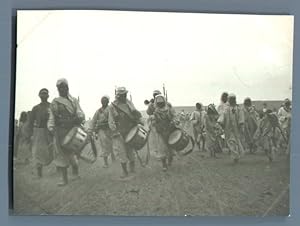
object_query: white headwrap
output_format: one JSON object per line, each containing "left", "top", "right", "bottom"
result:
{"left": 154, "top": 94, "right": 166, "bottom": 104}
{"left": 56, "top": 78, "right": 68, "bottom": 86}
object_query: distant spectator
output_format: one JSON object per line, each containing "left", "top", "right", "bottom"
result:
{"left": 262, "top": 102, "right": 268, "bottom": 113}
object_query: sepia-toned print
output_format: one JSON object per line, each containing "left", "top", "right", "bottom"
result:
{"left": 12, "top": 10, "right": 293, "bottom": 216}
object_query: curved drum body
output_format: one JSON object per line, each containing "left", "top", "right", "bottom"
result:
{"left": 125, "top": 125, "right": 148, "bottom": 150}
{"left": 62, "top": 127, "right": 88, "bottom": 153}
{"left": 168, "top": 129, "right": 189, "bottom": 151}
{"left": 168, "top": 129, "right": 194, "bottom": 155}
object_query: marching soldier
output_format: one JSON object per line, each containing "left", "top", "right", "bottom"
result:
{"left": 217, "top": 92, "right": 229, "bottom": 115}
{"left": 254, "top": 109, "right": 280, "bottom": 162}
{"left": 204, "top": 104, "right": 221, "bottom": 158}
{"left": 108, "top": 87, "right": 143, "bottom": 179}
{"left": 89, "top": 95, "right": 114, "bottom": 168}
{"left": 277, "top": 98, "right": 292, "bottom": 152}
{"left": 27, "top": 88, "right": 53, "bottom": 178}
{"left": 216, "top": 92, "right": 230, "bottom": 152}
{"left": 190, "top": 103, "right": 206, "bottom": 151}
{"left": 152, "top": 94, "right": 177, "bottom": 171}
{"left": 242, "top": 98, "right": 258, "bottom": 154}
{"left": 15, "top": 111, "right": 32, "bottom": 164}
{"left": 218, "top": 94, "right": 245, "bottom": 163}
{"left": 48, "top": 78, "right": 85, "bottom": 186}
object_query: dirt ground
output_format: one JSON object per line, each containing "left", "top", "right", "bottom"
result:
{"left": 12, "top": 123, "right": 290, "bottom": 216}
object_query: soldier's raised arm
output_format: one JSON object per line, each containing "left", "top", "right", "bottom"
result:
{"left": 146, "top": 102, "right": 155, "bottom": 116}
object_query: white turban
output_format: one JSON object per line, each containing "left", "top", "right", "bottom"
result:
{"left": 154, "top": 94, "right": 166, "bottom": 104}
{"left": 56, "top": 78, "right": 68, "bottom": 86}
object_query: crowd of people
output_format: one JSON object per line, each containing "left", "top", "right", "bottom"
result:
{"left": 13, "top": 78, "right": 292, "bottom": 187}
{"left": 177, "top": 92, "right": 291, "bottom": 159}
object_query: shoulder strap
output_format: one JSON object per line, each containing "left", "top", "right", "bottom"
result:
{"left": 66, "top": 97, "right": 77, "bottom": 114}
{"left": 111, "top": 102, "right": 136, "bottom": 124}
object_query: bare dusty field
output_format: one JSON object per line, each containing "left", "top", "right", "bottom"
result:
{"left": 12, "top": 125, "right": 290, "bottom": 216}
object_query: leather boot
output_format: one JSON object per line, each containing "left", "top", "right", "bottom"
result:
{"left": 57, "top": 167, "right": 68, "bottom": 187}
{"left": 129, "top": 161, "right": 135, "bottom": 173}
{"left": 111, "top": 151, "right": 116, "bottom": 162}
{"left": 202, "top": 139, "right": 206, "bottom": 152}
{"left": 71, "top": 165, "right": 80, "bottom": 181}
{"left": 103, "top": 156, "right": 109, "bottom": 168}
{"left": 161, "top": 157, "right": 168, "bottom": 171}
{"left": 120, "top": 162, "right": 128, "bottom": 178}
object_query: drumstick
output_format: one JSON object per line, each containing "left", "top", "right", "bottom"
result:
{"left": 89, "top": 134, "right": 98, "bottom": 158}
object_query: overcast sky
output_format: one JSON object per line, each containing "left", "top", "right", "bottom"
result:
{"left": 15, "top": 10, "right": 294, "bottom": 119}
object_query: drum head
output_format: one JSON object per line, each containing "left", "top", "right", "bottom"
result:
{"left": 62, "top": 127, "right": 77, "bottom": 146}
{"left": 125, "top": 126, "right": 138, "bottom": 143}
{"left": 168, "top": 129, "right": 182, "bottom": 145}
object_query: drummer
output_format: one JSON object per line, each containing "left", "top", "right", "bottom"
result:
{"left": 48, "top": 78, "right": 85, "bottom": 186}
{"left": 108, "top": 87, "right": 143, "bottom": 179}
{"left": 152, "top": 94, "right": 177, "bottom": 171}
{"left": 89, "top": 95, "right": 114, "bottom": 168}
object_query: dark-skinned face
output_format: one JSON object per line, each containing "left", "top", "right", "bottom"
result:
{"left": 101, "top": 98, "right": 109, "bottom": 107}
{"left": 221, "top": 94, "right": 228, "bottom": 103}
{"left": 228, "top": 97, "right": 236, "bottom": 106}
{"left": 117, "top": 93, "right": 127, "bottom": 102}
{"left": 39, "top": 93, "right": 49, "bottom": 102}
{"left": 157, "top": 102, "right": 166, "bottom": 108}
{"left": 57, "top": 84, "right": 69, "bottom": 97}
{"left": 244, "top": 100, "right": 251, "bottom": 107}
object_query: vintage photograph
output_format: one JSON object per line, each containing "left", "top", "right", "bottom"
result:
{"left": 12, "top": 10, "right": 293, "bottom": 216}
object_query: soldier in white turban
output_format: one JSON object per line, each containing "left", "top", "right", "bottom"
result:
{"left": 108, "top": 87, "right": 143, "bottom": 179}
{"left": 152, "top": 95, "right": 177, "bottom": 171}
{"left": 48, "top": 78, "right": 85, "bottom": 186}
{"left": 89, "top": 95, "right": 114, "bottom": 168}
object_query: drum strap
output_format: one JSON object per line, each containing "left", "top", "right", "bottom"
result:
{"left": 89, "top": 134, "right": 98, "bottom": 158}
{"left": 111, "top": 102, "right": 137, "bottom": 124}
